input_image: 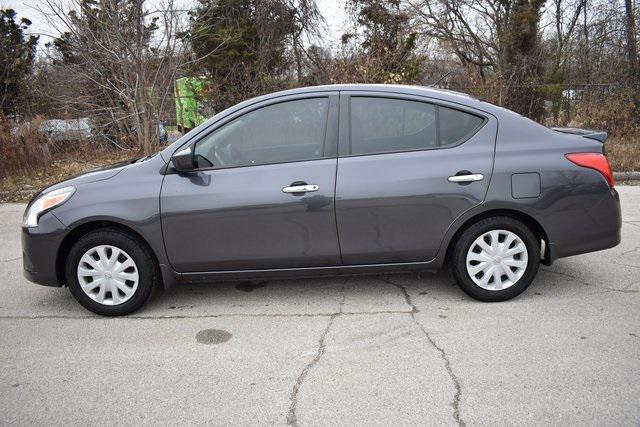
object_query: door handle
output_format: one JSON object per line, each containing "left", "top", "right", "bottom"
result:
{"left": 282, "top": 184, "right": 319, "bottom": 193}
{"left": 447, "top": 174, "right": 484, "bottom": 183}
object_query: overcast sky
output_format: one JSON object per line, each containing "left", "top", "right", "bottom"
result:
{"left": 1, "top": 0, "right": 349, "bottom": 49}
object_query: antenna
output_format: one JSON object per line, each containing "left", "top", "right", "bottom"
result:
{"left": 429, "top": 71, "right": 453, "bottom": 87}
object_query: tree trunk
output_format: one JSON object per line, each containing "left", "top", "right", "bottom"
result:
{"left": 292, "top": 37, "right": 303, "bottom": 83}
{"left": 501, "top": 0, "right": 546, "bottom": 121}
{"left": 624, "top": 0, "right": 639, "bottom": 109}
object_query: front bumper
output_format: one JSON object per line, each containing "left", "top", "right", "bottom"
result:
{"left": 22, "top": 211, "right": 68, "bottom": 286}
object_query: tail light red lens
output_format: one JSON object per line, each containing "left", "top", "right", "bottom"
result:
{"left": 565, "top": 152, "right": 615, "bottom": 188}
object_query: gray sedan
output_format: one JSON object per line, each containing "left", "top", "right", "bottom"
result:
{"left": 21, "top": 84, "right": 621, "bottom": 315}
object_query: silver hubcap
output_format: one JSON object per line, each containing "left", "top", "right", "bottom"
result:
{"left": 77, "top": 245, "right": 139, "bottom": 305}
{"left": 466, "top": 229, "right": 528, "bottom": 291}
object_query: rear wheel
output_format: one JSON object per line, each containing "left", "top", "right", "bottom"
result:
{"left": 65, "top": 228, "right": 158, "bottom": 316}
{"left": 450, "top": 216, "right": 540, "bottom": 302}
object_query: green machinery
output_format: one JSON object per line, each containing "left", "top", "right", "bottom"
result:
{"left": 174, "top": 77, "right": 213, "bottom": 132}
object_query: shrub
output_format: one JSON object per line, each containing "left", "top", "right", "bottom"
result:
{"left": 0, "top": 115, "right": 52, "bottom": 179}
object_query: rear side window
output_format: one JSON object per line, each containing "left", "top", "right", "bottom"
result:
{"left": 349, "top": 97, "right": 484, "bottom": 156}
{"left": 439, "top": 106, "right": 484, "bottom": 146}
{"left": 350, "top": 97, "right": 437, "bottom": 155}
{"left": 193, "top": 98, "right": 329, "bottom": 169}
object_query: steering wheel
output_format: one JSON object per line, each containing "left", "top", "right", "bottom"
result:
{"left": 213, "top": 142, "right": 248, "bottom": 167}
{"left": 228, "top": 144, "right": 248, "bottom": 165}
{"left": 212, "top": 146, "right": 226, "bottom": 167}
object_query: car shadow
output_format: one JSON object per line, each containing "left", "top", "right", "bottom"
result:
{"left": 21, "top": 264, "right": 594, "bottom": 318}
{"left": 140, "top": 270, "right": 467, "bottom": 315}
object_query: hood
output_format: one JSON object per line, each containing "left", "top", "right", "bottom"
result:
{"left": 58, "top": 159, "right": 134, "bottom": 186}
{"left": 31, "top": 158, "right": 135, "bottom": 201}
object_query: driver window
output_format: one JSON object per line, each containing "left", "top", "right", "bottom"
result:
{"left": 193, "top": 98, "right": 329, "bottom": 169}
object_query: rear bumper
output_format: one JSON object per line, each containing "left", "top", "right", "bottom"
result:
{"left": 547, "top": 227, "right": 621, "bottom": 264}
{"left": 22, "top": 212, "right": 68, "bottom": 287}
{"left": 546, "top": 188, "right": 621, "bottom": 264}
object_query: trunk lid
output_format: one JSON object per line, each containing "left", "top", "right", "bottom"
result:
{"left": 551, "top": 127, "right": 608, "bottom": 143}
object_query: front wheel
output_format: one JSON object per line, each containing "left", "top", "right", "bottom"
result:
{"left": 65, "top": 228, "right": 158, "bottom": 316}
{"left": 450, "top": 216, "right": 540, "bottom": 302}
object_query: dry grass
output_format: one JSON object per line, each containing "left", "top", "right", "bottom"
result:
{"left": 606, "top": 136, "right": 640, "bottom": 172}
{"left": 0, "top": 116, "right": 138, "bottom": 202}
{"left": 0, "top": 149, "right": 136, "bottom": 202}
{"left": 0, "top": 117, "right": 51, "bottom": 179}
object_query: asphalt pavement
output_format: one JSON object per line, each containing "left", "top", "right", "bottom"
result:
{"left": 1, "top": 187, "right": 639, "bottom": 426}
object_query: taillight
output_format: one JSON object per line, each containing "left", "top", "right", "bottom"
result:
{"left": 565, "top": 152, "right": 615, "bottom": 188}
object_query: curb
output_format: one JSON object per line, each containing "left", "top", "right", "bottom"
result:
{"left": 614, "top": 171, "right": 640, "bottom": 182}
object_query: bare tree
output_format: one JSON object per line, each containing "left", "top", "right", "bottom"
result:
{"left": 407, "top": 0, "right": 548, "bottom": 118}
{"left": 41, "top": 0, "right": 191, "bottom": 154}
{"left": 287, "top": 0, "right": 324, "bottom": 81}
{"left": 407, "top": 0, "right": 504, "bottom": 72}
{"left": 549, "top": 0, "right": 587, "bottom": 76}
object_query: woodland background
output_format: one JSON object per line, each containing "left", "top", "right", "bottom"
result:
{"left": 1, "top": 0, "right": 638, "bottom": 198}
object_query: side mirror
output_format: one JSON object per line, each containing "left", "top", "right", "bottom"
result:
{"left": 171, "top": 146, "right": 195, "bottom": 172}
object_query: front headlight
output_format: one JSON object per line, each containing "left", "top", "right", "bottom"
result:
{"left": 24, "top": 186, "right": 76, "bottom": 227}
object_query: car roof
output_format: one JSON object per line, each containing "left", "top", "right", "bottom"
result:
{"left": 250, "top": 83, "right": 481, "bottom": 106}
{"left": 214, "top": 84, "right": 498, "bottom": 124}
{"left": 160, "top": 84, "right": 506, "bottom": 161}
{"left": 269, "top": 83, "right": 472, "bottom": 95}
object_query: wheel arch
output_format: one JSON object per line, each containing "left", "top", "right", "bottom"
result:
{"left": 443, "top": 208, "right": 550, "bottom": 265}
{"left": 56, "top": 220, "right": 162, "bottom": 286}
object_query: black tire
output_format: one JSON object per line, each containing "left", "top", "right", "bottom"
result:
{"left": 449, "top": 216, "right": 540, "bottom": 302}
{"left": 65, "top": 228, "right": 158, "bottom": 316}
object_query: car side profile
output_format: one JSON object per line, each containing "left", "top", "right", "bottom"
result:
{"left": 21, "top": 84, "right": 621, "bottom": 315}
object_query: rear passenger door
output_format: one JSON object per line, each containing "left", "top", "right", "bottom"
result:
{"left": 335, "top": 92, "right": 497, "bottom": 264}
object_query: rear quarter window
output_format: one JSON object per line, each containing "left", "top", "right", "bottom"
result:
{"left": 439, "top": 106, "right": 484, "bottom": 146}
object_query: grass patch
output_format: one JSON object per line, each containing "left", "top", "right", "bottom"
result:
{"left": 0, "top": 149, "right": 136, "bottom": 203}
{"left": 606, "top": 136, "right": 640, "bottom": 172}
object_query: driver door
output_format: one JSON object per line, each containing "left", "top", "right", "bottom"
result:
{"left": 160, "top": 93, "right": 341, "bottom": 272}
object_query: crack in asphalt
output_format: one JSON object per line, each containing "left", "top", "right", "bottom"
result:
{"left": 382, "top": 277, "right": 465, "bottom": 427}
{"left": 0, "top": 257, "right": 20, "bottom": 263}
{"left": 621, "top": 246, "right": 640, "bottom": 257}
{"left": 540, "top": 268, "right": 639, "bottom": 293}
{"left": 610, "top": 245, "right": 640, "bottom": 270}
{"left": 286, "top": 282, "right": 346, "bottom": 426}
{"left": 612, "top": 260, "right": 640, "bottom": 270}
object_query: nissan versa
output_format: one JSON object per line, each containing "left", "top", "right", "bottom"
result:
{"left": 21, "top": 84, "right": 621, "bottom": 315}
